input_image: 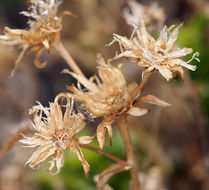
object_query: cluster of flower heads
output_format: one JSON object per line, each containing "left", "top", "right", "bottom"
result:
{"left": 18, "top": 0, "right": 199, "bottom": 176}
{"left": 0, "top": 0, "right": 75, "bottom": 76}
{"left": 63, "top": 55, "right": 170, "bottom": 149}
{"left": 21, "top": 54, "right": 170, "bottom": 175}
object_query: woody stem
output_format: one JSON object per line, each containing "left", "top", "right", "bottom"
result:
{"left": 80, "top": 144, "right": 125, "bottom": 163}
{"left": 54, "top": 41, "right": 85, "bottom": 77}
{"left": 117, "top": 115, "right": 140, "bottom": 190}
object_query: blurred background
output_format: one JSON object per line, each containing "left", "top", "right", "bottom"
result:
{"left": 0, "top": 0, "right": 209, "bottom": 189}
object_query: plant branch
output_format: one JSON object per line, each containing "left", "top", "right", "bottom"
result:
{"left": 132, "top": 72, "right": 151, "bottom": 100}
{"left": 80, "top": 144, "right": 125, "bottom": 163}
{"left": 95, "top": 162, "right": 131, "bottom": 190}
{"left": 54, "top": 41, "right": 85, "bottom": 77}
{"left": 0, "top": 126, "right": 33, "bottom": 160}
{"left": 117, "top": 115, "right": 140, "bottom": 190}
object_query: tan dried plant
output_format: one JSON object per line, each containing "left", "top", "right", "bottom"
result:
{"left": 108, "top": 20, "right": 199, "bottom": 81}
{"left": 62, "top": 55, "right": 170, "bottom": 150}
{"left": 20, "top": 98, "right": 94, "bottom": 176}
{"left": 0, "top": 0, "right": 200, "bottom": 189}
{"left": 0, "top": 0, "right": 84, "bottom": 77}
{"left": 124, "top": 0, "right": 166, "bottom": 32}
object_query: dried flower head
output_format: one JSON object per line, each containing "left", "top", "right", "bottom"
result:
{"left": 20, "top": 99, "right": 94, "bottom": 176}
{"left": 124, "top": 0, "right": 166, "bottom": 32}
{"left": 108, "top": 21, "right": 199, "bottom": 81}
{"left": 63, "top": 55, "right": 170, "bottom": 149}
{"left": 0, "top": 0, "right": 75, "bottom": 77}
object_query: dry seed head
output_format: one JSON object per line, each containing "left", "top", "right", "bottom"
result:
{"left": 108, "top": 20, "right": 199, "bottom": 81}
{"left": 124, "top": 0, "right": 166, "bottom": 32}
{"left": 20, "top": 99, "right": 94, "bottom": 176}
{"left": 63, "top": 55, "right": 170, "bottom": 149}
{"left": 0, "top": 0, "right": 75, "bottom": 77}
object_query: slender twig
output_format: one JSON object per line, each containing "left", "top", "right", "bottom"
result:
{"left": 117, "top": 116, "right": 140, "bottom": 190}
{"left": 132, "top": 72, "right": 151, "bottom": 100}
{"left": 54, "top": 41, "right": 85, "bottom": 77}
{"left": 80, "top": 144, "right": 125, "bottom": 163}
{"left": 95, "top": 162, "right": 131, "bottom": 190}
{"left": 135, "top": 124, "right": 173, "bottom": 173}
{"left": 142, "top": 106, "right": 164, "bottom": 170}
{"left": 0, "top": 126, "right": 33, "bottom": 161}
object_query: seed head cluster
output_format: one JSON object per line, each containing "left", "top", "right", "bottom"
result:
{"left": 124, "top": 0, "right": 165, "bottom": 32}
{"left": 0, "top": 0, "right": 75, "bottom": 76}
{"left": 7, "top": 0, "right": 199, "bottom": 179}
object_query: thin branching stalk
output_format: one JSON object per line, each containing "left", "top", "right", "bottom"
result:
{"left": 0, "top": 126, "right": 33, "bottom": 160}
{"left": 80, "top": 144, "right": 125, "bottom": 163}
{"left": 95, "top": 162, "right": 131, "bottom": 190}
{"left": 117, "top": 115, "right": 140, "bottom": 190}
{"left": 54, "top": 41, "right": 85, "bottom": 77}
{"left": 132, "top": 72, "right": 151, "bottom": 100}
{"left": 142, "top": 106, "right": 164, "bottom": 170}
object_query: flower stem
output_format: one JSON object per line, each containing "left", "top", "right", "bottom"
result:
{"left": 117, "top": 116, "right": 140, "bottom": 190}
{"left": 54, "top": 41, "right": 85, "bottom": 77}
{"left": 0, "top": 126, "right": 32, "bottom": 160}
{"left": 80, "top": 144, "right": 125, "bottom": 163}
{"left": 132, "top": 72, "right": 151, "bottom": 100}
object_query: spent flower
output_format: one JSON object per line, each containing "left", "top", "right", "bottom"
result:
{"left": 124, "top": 0, "right": 165, "bottom": 32}
{"left": 0, "top": 0, "right": 76, "bottom": 77}
{"left": 108, "top": 20, "right": 199, "bottom": 81}
{"left": 20, "top": 99, "right": 94, "bottom": 176}
{"left": 63, "top": 55, "right": 170, "bottom": 149}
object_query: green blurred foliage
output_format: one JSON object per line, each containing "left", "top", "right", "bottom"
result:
{"left": 32, "top": 128, "right": 130, "bottom": 190}
{"left": 177, "top": 15, "right": 209, "bottom": 118}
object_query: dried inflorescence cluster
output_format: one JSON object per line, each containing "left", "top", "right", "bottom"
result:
{"left": 124, "top": 0, "right": 165, "bottom": 32}
{"left": 63, "top": 55, "right": 170, "bottom": 149}
{"left": 0, "top": 0, "right": 76, "bottom": 76}
{"left": 0, "top": 0, "right": 200, "bottom": 189}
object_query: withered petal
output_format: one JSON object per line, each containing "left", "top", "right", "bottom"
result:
{"left": 135, "top": 95, "right": 171, "bottom": 107}
{"left": 76, "top": 148, "right": 90, "bottom": 177}
{"left": 34, "top": 48, "right": 48, "bottom": 69}
{"left": 26, "top": 144, "right": 56, "bottom": 168}
{"left": 96, "top": 122, "right": 107, "bottom": 150}
{"left": 127, "top": 107, "right": 150, "bottom": 117}
{"left": 78, "top": 135, "right": 95, "bottom": 145}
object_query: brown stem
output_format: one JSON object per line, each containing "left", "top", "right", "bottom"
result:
{"left": 132, "top": 72, "right": 151, "bottom": 100}
{"left": 80, "top": 144, "right": 125, "bottom": 163}
{"left": 142, "top": 106, "right": 164, "bottom": 170}
{"left": 117, "top": 116, "right": 140, "bottom": 190}
{"left": 54, "top": 41, "right": 85, "bottom": 77}
{"left": 95, "top": 162, "right": 131, "bottom": 190}
{"left": 0, "top": 126, "right": 33, "bottom": 160}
